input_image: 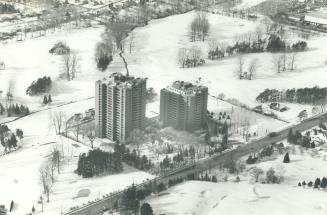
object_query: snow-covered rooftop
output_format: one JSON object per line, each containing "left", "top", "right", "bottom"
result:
{"left": 304, "top": 9, "right": 327, "bottom": 25}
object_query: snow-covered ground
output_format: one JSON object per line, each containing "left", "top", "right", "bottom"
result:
{"left": 148, "top": 180, "right": 327, "bottom": 215}
{"left": 104, "top": 11, "right": 327, "bottom": 122}
{"left": 1, "top": 0, "right": 327, "bottom": 213}
{"left": 234, "top": 0, "right": 268, "bottom": 10}
{"left": 0, "top": 99, "right": 154, "bottom": 215}
{"left": 0, "top": 25, "right": 105, "bottom": 113}
{"left": 2, "top": 10, "right": 322, "bottom": 123}
{"left": 148, "top": 131, "right": 327, "bottom": 215}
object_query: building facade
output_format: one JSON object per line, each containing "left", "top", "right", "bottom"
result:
{"left": 95, "top": 73, "right": 147, "bottom": 142}
{"left": 160, "top": 81, "right": 208, "bottom": 131}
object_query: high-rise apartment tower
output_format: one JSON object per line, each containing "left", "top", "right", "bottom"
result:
{"left": 95, "top": 73, "right": 147, "bottom": 142}
{"left": 160, "top": 81, "right": 208, "bottom": 131}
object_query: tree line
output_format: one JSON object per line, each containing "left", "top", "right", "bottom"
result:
{"left": 256, "top": 87, "right": 327, "bottom": 105}
{"left": 114, "top": 143, "right": 153, "bottom": 171}
{"left": 208, "top": 32, "right": 307, "bottom": 60}
{"left": 118, "top": 184, "right": 155, "bottom": 215}
{"left": 0, "top": 102, "right": 30, "bottom": 117}
{"left": 76, "top": 148, "right": 123, "bottom": 178}
{"left": 298, "top": 177, "right": 327, "bottom": 189}
{"left": 0, "top": 3, "right": 18, "bottom": 14}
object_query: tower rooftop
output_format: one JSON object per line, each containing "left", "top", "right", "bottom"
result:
{"left": 97, "top": 73, "right": 147, "bottom": 88}
{"left": 165, "top": 80, "right": 208, "bottom": 95}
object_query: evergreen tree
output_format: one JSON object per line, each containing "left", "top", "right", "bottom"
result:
{"left": 283, "top": 152, "right": 290, "bottom": 163}
{"left": 120, "top": 184, "right": 140, "bottom": 214}
{"left": 320, "top": 177, "right": 327, "bottom": 188}
{"left": 314, "top": 178, "right": 321, "bottom": 188}
{"left": 16, "top": 128, "right": 23, "bottom": 140}
{"left": 32, "top": 206, "right": 35, "bottom": 214}
{"left": 48, "top": 95, "right": 52, "bottom": 103}
{"left": 308, "top": 181, "right": 313, "bottom": 187}
{"left": 43, "top": 96, "right": 48, "bottom": 104}
{"left": 140, "top": 203, "right": 154, "bottom": 215}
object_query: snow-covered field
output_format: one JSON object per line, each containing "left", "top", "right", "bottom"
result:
{"left": 235, "top": 0, "right": 268, "bottom": 10}
{"left": 106, "top": 11, "right": 327, "bottom": 122}
{"left": 0, "top": 99, "right": 154, "bottom": 215}
{"left": 1, "top": 0, "right": 327, "bottom": 213}
{"left": 148, "top": 134, "right": 327, "bottom": 215}
{"left": 148, "top": 179, "right": 327, "bottom": 215}
{"left": 2, "top": 10, "right": 323, "bottom": 122}
{"left": 0, "top": 25, "right": 106, "bottom": 113}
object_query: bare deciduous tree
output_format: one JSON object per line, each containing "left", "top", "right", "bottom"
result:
{"left": 106, "top": 21, "right": 130, "bottom": 51}
{"left": 6, "top": 81, "right": 14, "bottom": 109}
{"left": 72, "top": 124, "right": 80, "bottom": 142}
{"left": 128, "top": 129, "right": 147, "bottom": 153}
{"left": 51, "top": 146, "right": 61, "bottom": 174}
{"left": 288, "top": 52, "right": 297, "bottom": 71}
{"left": 190, "top": 12, "right": 210, "bottom": 42}
{"left": 273, "top": 54, "right": 283, "bottom": 73}
{"left": 50, "top": 111, "right": 65, "bottom": 135}
{"left": 129, "top": 31, "right": 135, "bottom": 54}
{"left": 190, "top": 46, "right": 203, "bottom": 67}
{"left": 248, "top": 58, "right": 258, "bottom": 80}
{"left": 61, "top": 52, "right": 79, "bottom": 81}
{"left": 178, "top": 48, "right": 188, "bottom": 68}
{"left": 250, "top": 167, "right": 264, "bottom": 182}
{"left": 39, "top": 163, "right": 53, "bottom": 202}
{"left": 218, "top": 93, "right": 226, "bottom": 100}
{"left": 207, "top": 38, "right": 218, "bottom": 52}
{"left": 236, "top": 55, "right": 245, "bottom": 79}
{"left": 87, "top": 131, "right": 96, "bottom": 149}
{"left": 254, "top": 26, "right": 264, "bottom": 41}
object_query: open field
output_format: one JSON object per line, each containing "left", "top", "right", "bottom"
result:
{"left": 148, "top": 131, "right": 327, "bottom": 215}
{"left": 106, "top": 11, "right": 327, "bottom": 122}
{"left": 1, "top": 0, "right": 327, "bottom": 213}
{"left": 0, "top": 99, "right": 154, "bottom": 215}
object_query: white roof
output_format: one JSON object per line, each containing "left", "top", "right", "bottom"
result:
{"left": 305, "top": 15, "right": 327, "bottom": 25}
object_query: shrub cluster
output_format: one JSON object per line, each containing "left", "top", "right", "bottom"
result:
{"left": 49, "top": 41, "right": 70, "bottom": 55}
{"left": 76, "top": 149, "right": 123, "bottom": 178}
{"left": 26, "top": 76, "right": 52, "bottom": 96}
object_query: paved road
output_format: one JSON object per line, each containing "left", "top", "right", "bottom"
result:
{"left": 64, "top": 112, "right": 327, "bottom": 215}
{"left": 1, "top": 97, "right": 94, "bottom": 125}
